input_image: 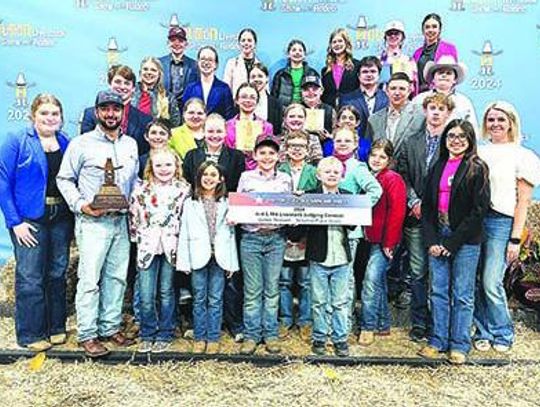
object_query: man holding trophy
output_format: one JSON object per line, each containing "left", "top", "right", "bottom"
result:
{"left": 57, "top": 90, "right": 139, "bottom": 357}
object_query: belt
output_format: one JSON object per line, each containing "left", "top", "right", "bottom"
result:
{"left": 253, "top": 228, "right": 281, "bottom": 236}
{"left": 45, "top": 196, "right": 63, "bottom": 205}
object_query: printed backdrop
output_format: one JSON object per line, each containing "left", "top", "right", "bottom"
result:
{"left": 1, "top": 0, "right": 539, "bottom": 263}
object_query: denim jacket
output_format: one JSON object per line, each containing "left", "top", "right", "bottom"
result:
{"left": 0, "top": 127, "right": 70, "bottom": 228}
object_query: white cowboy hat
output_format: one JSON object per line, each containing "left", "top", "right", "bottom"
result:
{"left": 423, "top": 55, "right": 468, "bottom": 85}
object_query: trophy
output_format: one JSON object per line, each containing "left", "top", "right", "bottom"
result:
{"left": 91, "top": 158, "right": 129, "bottom": 210}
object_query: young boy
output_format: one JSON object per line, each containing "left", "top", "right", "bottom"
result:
{"left": 291, "top": 157, "right": 355, "bottom": 356}
{"left": 237, "top": 134, "right": 293, "bottom": 355}
{"left": 277, "top": 131, "right": 318, "bottom": 340}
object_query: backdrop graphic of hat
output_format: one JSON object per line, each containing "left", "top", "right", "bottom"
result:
{"left": 168, "top": 26, "right": 187, "bottom": 40}
{"left": 95, "top": 90, "right": 123, "bottom": 107}
{"left": 423, "top": 56, "right": 468, "bottom": 85}
{"left": 301, "top": 74, "right": 322, "bottom": 88}
{"left": 254, "top": 134, "right": 280, "bottom": 151}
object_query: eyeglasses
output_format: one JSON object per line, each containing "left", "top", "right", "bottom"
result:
{"left": 447, "top": 133, "right": 468, "bottom": 141}
{"left": 287, "top": 143, "right": 308, "bottom": 150}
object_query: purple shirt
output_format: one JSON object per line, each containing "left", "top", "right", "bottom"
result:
{"left": 237, "top": 169, "right": 293, "bottom": 232}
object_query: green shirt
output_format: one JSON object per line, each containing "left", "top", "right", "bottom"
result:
{"left": 290, "top": 67, "right": 304, "bottom": 102}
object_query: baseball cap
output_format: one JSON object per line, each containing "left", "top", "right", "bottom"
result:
{"left": 301, "top": 75, "right": 322, "bottom": 88}
{"left": 254, "top": 134, "right": 280, "bottom": 152}
{"left": 95, "top": 90, "right": 123, "bottom": 108}
{"left": 168, "top": 26, "right": 187, "bottom": 40}
{"left": 384, "top": 20, "right": 405, "bottom": 34}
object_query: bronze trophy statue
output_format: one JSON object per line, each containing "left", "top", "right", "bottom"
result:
{"left": 91, "top": 158, "right": 129, "bottom": 210}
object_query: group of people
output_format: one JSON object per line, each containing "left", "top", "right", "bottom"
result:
{"left": 1, "top": 12, "right": 539, "bottom": 365}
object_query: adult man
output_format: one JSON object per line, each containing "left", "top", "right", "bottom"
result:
{"left": 80, "top": 65, "right": 152, "bottom": 155}
{"left": 159, "top": 26, "right": 198, "bottom": 110}
{"left": 397, "top": 93, "right": 455, "bottom": 342}
{"left": 365, "top": 72, "right": 425, "bottom": 156}
{"left": 58, "top": 90, "right": 139, "bottom": 357}
{"left": 340, "top": 56, "right": 389, "bottom": 139}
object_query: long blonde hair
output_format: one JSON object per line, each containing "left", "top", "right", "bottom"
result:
{"left": 324, "top": 28, "right": 354, "bottom": 74}
{"left": 140, "top": 56, "right": 170, "bottom": 120}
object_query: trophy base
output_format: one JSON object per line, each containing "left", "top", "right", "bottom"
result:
{"left": 91, "top": 186, "right": 129, "bottom": 210}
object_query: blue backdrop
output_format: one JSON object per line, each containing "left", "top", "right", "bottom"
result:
{"left": 1, "top": 0, "right": 539, "bottom": 263}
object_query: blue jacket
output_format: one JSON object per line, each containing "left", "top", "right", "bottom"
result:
{"left": 159, "top": 53, "right": 198, "bottom": 100}
{"left": 0, "top": 127, "right": 70, "bottom": 228}
{"left": 182, "top": 78, "right": 235, "bottom": 120}
{"left": 340, "top": 88, "right": 389, "bottom": 141}
{"left": 79, "top": 105, "right": 152, "bottom": 155}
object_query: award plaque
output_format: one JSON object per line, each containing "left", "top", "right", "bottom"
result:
{"left": 90, "top": 158, "right": 129, "bottom": 210}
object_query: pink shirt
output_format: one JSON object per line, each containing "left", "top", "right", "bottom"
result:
{"left": 438, "top": 157, "right": 462, "bottom": 213}
{"left": 332, "top": 63, "right": 345, "bottom": 90}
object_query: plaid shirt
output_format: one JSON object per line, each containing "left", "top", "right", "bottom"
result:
{"left": 425, "top": 130, "right": 440, "bottom": 168}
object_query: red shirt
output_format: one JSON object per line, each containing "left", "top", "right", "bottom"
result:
{"left": 365, "top": 169, "right": 407, "bottom": 249}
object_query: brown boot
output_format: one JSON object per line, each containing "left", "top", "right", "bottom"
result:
{"left": 101, "top": 332, "right": 135, "bottom": 347}
{"left": 80, "top": 338, "right": 109, "bottom": 358}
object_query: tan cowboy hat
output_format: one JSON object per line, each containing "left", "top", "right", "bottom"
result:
{"left": 423, "top": 55, "right": 468, "bottom": 85}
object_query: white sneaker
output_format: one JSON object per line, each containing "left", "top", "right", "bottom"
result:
{"left": 473, "top": 339, "right": 491, "bottom": 352}
{"left": 138, "top": 340, "right": 153, "bottom": 353}
{"left": 234, "top": 333, "right": 244, "bottom": 343}
{"left": 493, "top": 343, "right": 511, "bottom": 353}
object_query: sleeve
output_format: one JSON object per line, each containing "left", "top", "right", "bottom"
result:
{"left": 176, "top": 201, "right": 192, "bottom": 272}
{"left": 382, "top": 174, "right": 407, "bottom": 249}
{"left": 128, "top": 188, "right": 141, "bottom": 243}
{"left": 182, "top": 151, "right": 195, "bottom": 188}
{"left": 79, "top": 108, "right": 96, "bottom": 135}
{"left": 224, "top": 119, "right": 236, "bottom": 149}
{"left": 223, "top": 86, "right": 236, "bottom": 121}
{"left": 420, "top": 169, "right": 439, "bottom": 248}
{"left": 56, "top": 141, "right": 86, "bottom": 214}
{"left": 168, "top": 94, "right": 182, "bottom": 127}
{"left": 517, "top": 147, "right": 540, "bottom": 187}
{"left": 223, "top": 58, "right": 234, "bottom": 90}
{"left": 0, "top": 134, "right": 23, "bottom": 228}
{"left": 270, "top": 71, "right": 281, "bottom": 98}
{"left": 397, "top": 141, "right": 421, "bottom": 208}
{"left": 353, "top": 164, "right": 382, "bottom": 207}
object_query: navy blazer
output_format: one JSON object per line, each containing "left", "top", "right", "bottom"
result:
{"left": 79, "top": 105, "right": 152, "bottom": 156}
{"left": 320, "top": 58, "right": 361, "bottom": 108}
{"left": 159, "top": 53, "right": 199, "bottom": 100}
{"left": 339, "top": 88, "right": 389, "bottom": 140}
{"left": 182, "top": 78, "right": 235, "bottom": 120}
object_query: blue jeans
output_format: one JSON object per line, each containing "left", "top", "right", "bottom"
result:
{"left": 279, "top": 265, "right": 311, "bottom": 327}
{"left": 403, "top": 225, "right": 429, "bottom": 331}
{"left": 138, "top": 254, "right": 176, "bottom": 342}
{"left": 75, "top": 214, "right": 130, "bottom": 342}
{"left": 191, "top": 258, "right": 225, "bottom": 342}
{"left": 429, "top": 225, "right": 480, "bottom": 354}
{"left": 10, "top": 203, "right": 72, "bottom": 346}
{"left": 360, "top": 244, "right": 391, "bottom": 332}
{"left": 241, "top": 231, "right": 286, "bottom": 342}
{"left": 310, "top": 261, "right": 350, "bottom": 344}
{"left": 474, "top": 211, "right": 514, "bottom": 346}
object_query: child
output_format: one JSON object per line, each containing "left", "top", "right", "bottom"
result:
{"left": 277, "top": 131, "right": 319, "bottom": 340}
{"left": 129, "top": 148, "right": 191, "bottom": 353}
{"left": 291, "top": 157, "right": 355, "bottom": 356}
{"left": 177, "top": 161, "right": 239, "bottom": 354}
{"left": 237, "top": 134, "right": 293, "bottom": 355}
{"left": 358, "top": 140, "right": 406, "bottom": 346}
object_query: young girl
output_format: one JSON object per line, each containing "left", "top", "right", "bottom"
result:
{"left": 129, "top": 148, "right": 191, "bottom": 353}
{"left": 177, "top": 161, "right": 239, "bottom": 354}
{"left": 358, "top": 140, "right": 406, "bottom": 346}
{"left": 225, "top": 82, "right": 273, "bottom": 169}
{"left": 280, "top": 103, "right": 323, "bottom": 164}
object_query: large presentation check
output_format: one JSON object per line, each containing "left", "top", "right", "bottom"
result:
{"left": 228, "top": 192, "right": 372, "bottom": 226}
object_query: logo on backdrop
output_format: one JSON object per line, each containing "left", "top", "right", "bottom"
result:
{"left": 6, "top": 72, "right": 36, "bottom": 121}
{"left": 99, "top": 37, "right": 128, "bottom": 68}
{"left": 260, "top": 0, "right": 347, "bottom": 13}
{"left": 0, "top": 19, "right": 66, "bottom": 47}
{"left": 346, "top": 15, "right": 378, "bottom": 49}
{"left": 450, "top": 0, "right": 537, "bottom": 13}
{"left": 74, "top": 0, "right": 154, "bottom": 12}
{"left": 470, "top": 40, "right": 503, "bottom": 90}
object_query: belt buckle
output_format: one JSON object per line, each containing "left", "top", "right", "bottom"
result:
{"left": 45, "top": 196, "right": 62, "bottom": 205}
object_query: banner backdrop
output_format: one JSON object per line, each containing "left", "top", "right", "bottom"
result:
{"left": 1, "top": 0, "right": 539, "bottom": 263}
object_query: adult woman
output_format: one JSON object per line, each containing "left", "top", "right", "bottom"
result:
{"left": 473, "top": 102, "right": 540, "bottom": 353}
{"left": 224, "top": 28, "right": 261, "bottom": 96}
{"left": 271, "top": 39, "right": 318, "bottom": 107}
{"left": 418, "top": 119, "right": 490, "bottom": 364}
{"left": 183, "top": 46, "right": 235, "bottom": 120}
{"left": 412, "top": 13, "right": 458, "bottom": 93}
{"left": 169, "top": 98, "right": 207, "bottom": 159}
{"left": 225, "top": 83, "right": 273, "bottom": 170}
{"left": 358, "top": 139, "right": 406, "bottom": 346}
{"left": 279, "top": 103, "right": 323, "bottom": 164}
{"left": 0, "top": 94, "right": 72, "bottom": 351}
{"left": 320, "top": 28, "right": 360, "bottom": 108}
{"left": 379, "top": 20, "right": 417, "bottom": 91}
{"left": 249, "top": 62, "right": 282, "bottom": 134}
{"left": 413, "top": 56, "right": 478, "bottom": 131}
{"left": 182, "top": 113, "right": 245, "bottom": 193}
{"left": 132, "top": 57, "right": 181, "bottom": 127}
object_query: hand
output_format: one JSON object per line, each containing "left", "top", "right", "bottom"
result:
{"left": 293, "top": 190, "right": 305, "bottom": 196}
{"left": 226, "top": 270, "right": 235, "bottom": 279}
{"left": 81, "top": 203, "right": 106, "bottom": 217}
{"left": 382, "top": 247, "right": 394, "bottom": 259}
{"left": 319, "top": 129, "right": 331, "bottom": 140}
{"left": 440, "top": 246, "right": 452, "bottom": 257}
{"left": 226, "top": 216, "right": 237, "bottom": 226}
{"left": 428, "top": 245, "right": 442, "bottom": 257}
{"left": 13, "top": 222, "right": 39, "bottom": 247}
{"left": 506, "top": 242, "right": 520, "bottom": 263}
{"left": 409, "top": 203, "right": 421, "bottom": 219}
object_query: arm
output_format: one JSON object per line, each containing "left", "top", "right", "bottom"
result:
{"left": 420, "top": 169, "right": 439, "bottom": 249}
{"left": 223, "top": 86, "right": 235, "bottom": 120}
{"left": 56, "top": 141, "right": 87, "bottom": 214}
{"left": 79, "top": 108, "right": 96, "bottom": 135}
{"left": 382, "top": 175, "right": 407, "bottom": 250}
{"left": 506, "top": 178, "right": 533, "bottom": 262}
{"left": 353, "top": 164, "right": 382, "bottom": 206}
{"left": 176, "top": 203, "right": 192, "bottom": 273}
{"left": 397, "top": 142, "right": 421, "bottom": 209}
{"left": 0, "top": 135, "right": 23, "bottom": 228}
{"left": 128, "top": 189, "right": 141, "bottom": 243}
